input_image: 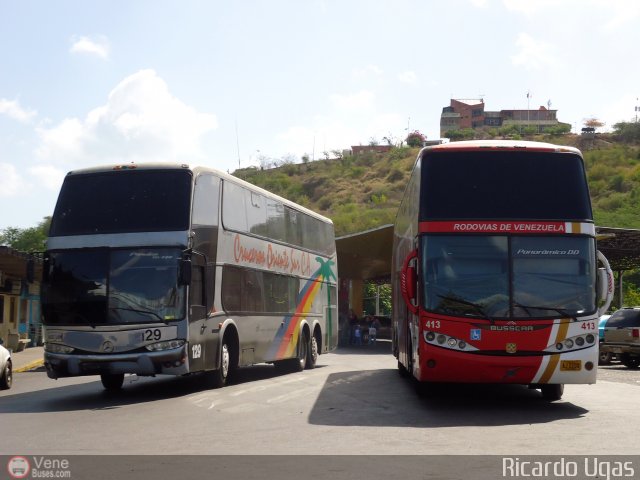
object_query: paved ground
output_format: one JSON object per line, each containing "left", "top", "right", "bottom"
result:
{"left": 10, "top": 345, "right": 44, "bottom": 373}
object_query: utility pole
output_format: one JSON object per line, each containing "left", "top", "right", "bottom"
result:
{"left": 526, "top": 91, "right": 531, "bottom": 132}
{"left": 235, "top": 120, "right": 241, "bottom": 169}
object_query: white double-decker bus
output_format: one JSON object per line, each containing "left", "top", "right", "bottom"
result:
{"left": 42, "top": 163, "right": 338, "bottom": 390}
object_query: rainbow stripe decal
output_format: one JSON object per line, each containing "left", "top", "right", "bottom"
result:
{"left": 267, "top": 257, "right": 336, "bottom": 360}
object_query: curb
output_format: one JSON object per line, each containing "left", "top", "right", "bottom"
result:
{"left": 14, "top": 359, "right": 45, "bottom": 373}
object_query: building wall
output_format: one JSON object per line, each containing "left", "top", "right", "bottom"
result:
{"left": 440, "top": 98, "right": 564, "bottom": 137}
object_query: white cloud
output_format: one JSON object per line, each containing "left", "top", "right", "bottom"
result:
{"left": 35, "top": 69, "right": 218, "bottom": 166}
{"left": 599, "top": 0, "right": 640, "bottom": 30}
{"left": 599, "top": 94, "right": 640, "bottom": 129}
{"left": 469, "top": 0, "right": 489, "bottom": 7}
{"left": 397, "top": 71, "right": 417, "bottom": 84}
{"left": 503, "top": 0, "right": 561, "bottom": 15}
{"left": 276, "top": 90, "right": 405, "bottom": 156}
{"left": 329, "top": 90, "right": 375, "bottom": 111}
{"left": 70, "top": 35, "right": 110, "bottom": 59}
{"left": 0, "top": 98, "right": 37, "bottom": 123}
{"left": 504, "top": 0, "right": 640, "bottom": 30}
{"left": 511, "top": 33, "right": 558, "bottom": 70}
{"left": 29, "top": 165, "right": 66, "bottom": 192}
{"left": 351, "top": 65, "right": 383, "bottom": 80}
{"left": 0, "top": 163, "right": 28, "bottom": 197}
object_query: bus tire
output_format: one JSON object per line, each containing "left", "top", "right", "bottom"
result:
{"left": 306, "top": 330, "right": 319, "bottom": 370}
{"left": 210, "top": 341, "right": 231, "bottom": 388}
{"left": 397, "top": 360, "right": 410, "bottom": 378}
{"left": 621, "top": 354, "right": 640, "bottom": 369}
{"left": 541, "top": 384, "right": 564, "bottom": 401}
{"left": 598, "top": 351, "right": 613, "bottom": 365}
{"left": 293, "top": 330, "right": 308, "bottom": 372}
{"left": 100, "top": 373, "right": 124, "bottom": 391}
{"left": 274, "top": 331, "right": 308, "bottom": 374}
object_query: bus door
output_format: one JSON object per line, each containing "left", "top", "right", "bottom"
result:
{"left": 187, "top": 253, "right": 208, "bottom": 372}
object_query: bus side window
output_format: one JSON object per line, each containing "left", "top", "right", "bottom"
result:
{"left": 222, "top": 266, "right": 242, "bottom": 312}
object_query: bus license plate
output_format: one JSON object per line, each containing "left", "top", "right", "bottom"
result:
{"left": 560, "top": 360, "right": 582, "bottom": 371}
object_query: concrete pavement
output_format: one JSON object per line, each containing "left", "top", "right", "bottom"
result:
{"left": 10, "top": 346, "right": 44, "bottom": 373}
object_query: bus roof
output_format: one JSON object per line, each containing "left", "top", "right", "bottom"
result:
{"left": 62, "top": 162, "right": 333, "bottom": 225}
{"left": 422, "top": 139, "right": 581, "bottom": 156}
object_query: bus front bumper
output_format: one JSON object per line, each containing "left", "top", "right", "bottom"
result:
{"left": 44, "top": 345, "right": 189, "bottom": 379}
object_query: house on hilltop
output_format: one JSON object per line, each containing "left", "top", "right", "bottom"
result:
{"left": 440, "top": 98, "right": 570, "bottom": 137}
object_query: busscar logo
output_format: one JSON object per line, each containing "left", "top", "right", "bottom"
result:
{"left": 491, "top": 325, "right": 534, "bottom": 332}
{"left": 506, "top": 343, "right": 517, "bottom": 354}
{"left": 7, "top": 456, "right": 30, "bottom": 479}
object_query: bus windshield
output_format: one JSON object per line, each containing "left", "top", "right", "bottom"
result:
{"left": 421, "top": 235, "right": 596, "bottom": 319}
{"left": 49, "top": 169, "right": 192, "bottom": 236}
{"left": 42, "top": 248, "right": 186, "bottom": 326}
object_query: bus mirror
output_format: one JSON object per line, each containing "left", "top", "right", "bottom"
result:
{"left": 179, "top": 258, "right": 192, "bottom": 285}
{"left": 597, "top": 268, "right": 608, "bottom": 302}
{"left": 401, "top": 250, "right": 419, "bottom": 315}
{"left": 596, "top": 250, "right": 613, "bottom": 316}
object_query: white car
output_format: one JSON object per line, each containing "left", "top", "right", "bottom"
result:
{"left": 0, "top": 341, "right": 12, "bottom": 390}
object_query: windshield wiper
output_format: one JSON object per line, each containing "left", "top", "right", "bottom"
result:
{"left": 436, "top": 294, "right": 494, "bottom": 324}
{"left": 513, "top": 302, "right": 578, "bottom": 321}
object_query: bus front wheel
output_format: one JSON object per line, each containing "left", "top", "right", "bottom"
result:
{"left": 100, "top": 373, "right": 124, "bottom": 391}
{"left": 210, "top": 342, "right": 231, "bottom": 388}
{"left": 540, "top": 384, "right": 564, "bottom": 401}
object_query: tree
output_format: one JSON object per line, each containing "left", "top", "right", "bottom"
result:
{"left": 363, "top": 283, "right": 391, "bottom": 316}
{"left": 0, "top": 217, "right": 51, "bottom": 252}
{"left": 405, "top": 130, "right": 426, "bottom": 147}
{"left": 612, "top": 121, "right": 640, "bottom": 143}
{"left": 584, "top": 117, "right": 605, "bottom": 131}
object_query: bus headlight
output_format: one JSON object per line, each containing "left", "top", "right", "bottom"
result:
{"left": 45, "top": 343, "right": 75, "bottom": 354}
{"left": 145, "top": 339, "right": 185, "bottom": 352}
{"left": 546, "top": 333, "right": 595, "bottom": 353}
{"left": 423, "top": 331, "right": 478, "bottom": 352}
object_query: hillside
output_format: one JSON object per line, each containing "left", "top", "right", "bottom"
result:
{"left": 233, "top": 135, "right": 640, "bottom": 237}
{"left": 234, "top": 146, "right": 418, "bottom": 236}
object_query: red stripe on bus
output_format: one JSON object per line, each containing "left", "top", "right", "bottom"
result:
{"left": 419, "top": 221, "right": 567, "bottom": 234}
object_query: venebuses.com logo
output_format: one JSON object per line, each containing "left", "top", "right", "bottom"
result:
{"left": 7, "top": 456, "right": 72, "bottom": 479}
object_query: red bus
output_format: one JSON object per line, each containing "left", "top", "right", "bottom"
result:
{"left": 392, "top": 140, "right": 613, "bottom": 400}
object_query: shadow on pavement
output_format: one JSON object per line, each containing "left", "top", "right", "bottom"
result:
{"left": 308, "top": 368, "right": 589, "bottom": 428}
{"left": 0, "top": 363, "right": 324, "bottom": 413}
{"left": 333, "top": 340, "right": 392, "bottom": 356}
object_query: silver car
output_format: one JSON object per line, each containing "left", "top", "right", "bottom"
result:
{"left": 0, "top": 341, "right": 12, "bottom": 389}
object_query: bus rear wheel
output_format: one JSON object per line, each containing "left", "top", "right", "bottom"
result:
{"left": 100, "top": 373, "right": 124, "bottom": 391}
{"left": 275, "top": 331, "right": 308, "bottom": 373}
{"left": 541, "top": 384, "right": 564, "bottom": 401}
{"left": 306, "top": 332, "right": 319, "bottom": 369}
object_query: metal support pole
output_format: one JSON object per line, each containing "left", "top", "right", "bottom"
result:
{"left": 618, "top": 270, "right": 624, "bottom": 309}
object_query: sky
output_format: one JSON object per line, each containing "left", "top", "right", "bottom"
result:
{"left": 1, "top": 0, "right": 639, "bottom": 231}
